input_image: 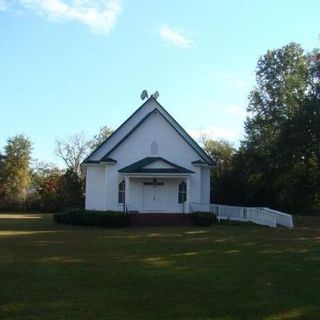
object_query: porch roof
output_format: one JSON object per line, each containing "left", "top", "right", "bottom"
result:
{"left": 119, "top": 157, "right": 195, "bottom": 174}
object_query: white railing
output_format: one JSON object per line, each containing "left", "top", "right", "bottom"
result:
{"left": 257, "top": 207, "right": 294, "bottom": 229}
{"left": 210, "top": 204, "right": 247, "bottom": 221}
{"left": 247, "top": 207, "right": 277, "bottom": 228}
{"left": 190, "top": 203, "right": 293, "bottom": 229}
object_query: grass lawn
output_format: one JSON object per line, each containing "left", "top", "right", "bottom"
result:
{"left": 1, "top": 214, "right": 320, "bottom": 320}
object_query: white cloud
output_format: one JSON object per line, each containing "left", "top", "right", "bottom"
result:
{"left": 209, "top": 71, "right": 251, "bottom": 89}
{"left": 188, "top": 127, "right": 239, "bottom": 141}
{"left": 8, "top": 0, "right": 122, "bottom": 34}
{"left": 159, "top": 25, "right": 193, "bottom": 48}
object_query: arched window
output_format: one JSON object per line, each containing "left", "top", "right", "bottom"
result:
{"left": 151, "top": 141, "right": 158, "bottom": 155}
{"left": 118, "top": 180, "right": 125, "bottom": 204}
{"left": 178, "top": 181, "right": 187, "bottom": 203}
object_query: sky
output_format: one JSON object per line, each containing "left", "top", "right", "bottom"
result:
{"left": 0, "top": 0, "right": 319, "bottom": 166}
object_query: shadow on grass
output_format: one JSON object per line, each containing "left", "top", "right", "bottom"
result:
{"left": 1, "top": 214, "right": 320, "bottom": 320}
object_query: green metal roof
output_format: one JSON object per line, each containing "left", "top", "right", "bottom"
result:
{"left": 119, "top": 157, "right": 195, "bottom": 174}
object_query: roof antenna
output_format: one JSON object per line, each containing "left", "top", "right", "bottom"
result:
{"left": 140, "top": 90, "right": 149, "bottom": 100}
{"left": 151, "top": 91, "right": 159, "bottom": 100}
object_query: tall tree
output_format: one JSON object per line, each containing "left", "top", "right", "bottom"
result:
{"left": 203, "top": 138, "right": 235, "bottom": 177}
{"left": 240, "top": 43, "right": 310, "bottom": 208}
{"left": 275, "top": 49, "right": 320, "bottom": 212}
{"left": 55, "top": 125, "right": 113, "bottom": 175}
{"left": 55, "top": 133, "right": 90, "bottom": 176}
{"left": 245, "top": 42, "right": 309, "bottom": 149}
{"left": 57, "top": 169, "right": 84, "bottom": 209}
{"left": 0, "top": 134, "right": 32, "bottom": 209}
{"left": 89, "top": 125, "right": 113, "bottom": 151}
{"left": 202, "top": 137, "right": 236, "bottom": 203}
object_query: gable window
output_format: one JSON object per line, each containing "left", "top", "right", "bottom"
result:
{"left": 118, "top": 180, "right": 125, "bottom": 204}
{"left": 178, "top": 181, "right": 187, "bottom": 203}
{"left": 151, "top": 141, "right": 158, "bottom": 155}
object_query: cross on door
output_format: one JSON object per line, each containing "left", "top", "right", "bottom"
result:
{"left": 143, "top": 178, "right": 164, "bottom": 187}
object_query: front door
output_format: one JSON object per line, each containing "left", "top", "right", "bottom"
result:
{"left": 143, "top": 183, "right": 167, "bottom": 211}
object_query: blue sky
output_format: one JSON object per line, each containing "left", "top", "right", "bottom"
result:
{"left": 0, "top": 0, "right": 319, "bottom": 165}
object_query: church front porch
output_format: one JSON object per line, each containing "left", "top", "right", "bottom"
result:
{"left": 120, "top": 174, "right": 191, "bottom": 214}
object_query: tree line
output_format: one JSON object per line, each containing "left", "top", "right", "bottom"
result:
{"left": 205, "top": 43, "right": 320, "bottom": 215}
{"left": 1, "top": 42, "right": 319, "bottom": 214}
{"left": 0, "top": 127, "right": 112, "bottom": 211}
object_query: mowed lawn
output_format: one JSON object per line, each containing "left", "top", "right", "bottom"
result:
{"left": 1, "top": 214, "right": 320, "bottom": 320}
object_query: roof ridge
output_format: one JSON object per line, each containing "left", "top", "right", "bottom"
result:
{"left": 82, "top": 97, "right": 214, "bottom": 165}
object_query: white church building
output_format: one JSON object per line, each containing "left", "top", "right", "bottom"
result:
{"left": 82, "top": 95, "right": 214, "bottom": 214}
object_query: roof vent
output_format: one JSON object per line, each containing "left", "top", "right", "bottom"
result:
{"left": 151, "top": 141, "right": 158, "bottom": 155}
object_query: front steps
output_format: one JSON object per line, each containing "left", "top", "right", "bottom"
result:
{"left": 128, "top": 213, "right": 192, "bottom": 226}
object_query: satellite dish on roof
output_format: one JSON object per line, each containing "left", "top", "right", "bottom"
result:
{"left": 151, "top": 91, "right": 159, "bottom": 100}
{"left": 140, "top": 90, "right": 148, "bottom": 100}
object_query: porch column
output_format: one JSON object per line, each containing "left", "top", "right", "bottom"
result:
{"left": 186, "top": 176, "right": 191, "bottom": 214}
{"left": 125, "top": 175, "right": 130, "bottom": 212}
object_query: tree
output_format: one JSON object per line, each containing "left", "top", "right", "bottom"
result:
{"left": 239, "top": 43, "right": 310, "bottom": 209}
{"left": 217, "top": 43, "right": 320, "bottom": 214}
{"left": 275, "top": 49, "right": 320, "bottom": 213}
{"left": 245, "top": 42, "right": 309, "bottom": 149}
{"left": 55, "top": 133, "right": 90, "bottom": 176}
{"left": 57, "top": 169, "right": 84, "bottom": 209}
{"left": 55, "top": 125, "right": 113, "bottom": 175}
{"left": 89, "top": 125, "right": 113, "bottom": 151}
{"left": 38, "top": 171, "right": 61, "bottom": 211}
{"left": 202, "top": 138, "right": 235, "bottom": 177}
{"left": 0, "top": 134, "right": 32, "bottom": 209}
{"left": 202, "top": 137, "right": 236, "bottom": 203}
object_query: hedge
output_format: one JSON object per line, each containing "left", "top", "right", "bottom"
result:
{"left": 53, "top": 208, "right": 129, "bottom": 228}
{"left": 190, "top": 211, "right": 218, "bottom": 226}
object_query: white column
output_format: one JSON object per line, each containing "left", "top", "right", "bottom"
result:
{"left": 125, "top": 175, "right": 130, "bottom": 212}
{"left": 186, "top": 176, "right": 191, "bottom": 214}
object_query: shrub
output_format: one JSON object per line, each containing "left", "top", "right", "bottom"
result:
{"left": 191, "top": 212, "right": 217, "bottom": 226}
{"left": 53, "top": 213, "right": 62, "bottom": 223}
{"left": 67, "top": 208, "right": 84, "bottom": 225}
{"left": 53, "top": 208, "right": 128, "bottom": 228}
{"left": 94, "top": 211, "right": 129, "bottom": 227}
{"left": 106, "top": 211, "right": 129, "bottom": 227}
{"left": 81, "top": 211, "right": 96, "bottom": 226}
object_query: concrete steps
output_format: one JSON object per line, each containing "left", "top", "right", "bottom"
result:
{"left": 128, "top": 213, "right": 192, "bottom": 226}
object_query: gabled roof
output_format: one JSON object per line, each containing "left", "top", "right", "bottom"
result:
{"left": 119, "top": 157, "right": 195, "bottom": 174}
{"left": 82, "top": 97, "right": 214, "bottom": 166}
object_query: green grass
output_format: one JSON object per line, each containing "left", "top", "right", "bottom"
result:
{"left": 1, "top": 214, "right": 320, "bottom": 320}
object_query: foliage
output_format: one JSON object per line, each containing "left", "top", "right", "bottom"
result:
{"left": 202, "top": 138, "right": 236, "bottom": 203}
{"left": 1, "top": 123, "right": 112, "bottom": 211}
{"left": 214, "top": 43, "right": 320, "bottom": 214}
{"left": 203, "top": 138, "right": 235, "bottom": 176}
{"left": 190, "top": 211, "right": 217, "bottom": 226}
{"left": 55, "top": 125, "right": 113, "bottom": 176}
{"left": 57, "top": 170, "right": 84, "bottom": 209}
{"left": 30, "top": 162, "right": 62, "bottom": 211}
{"left": 54, "top": 208, "right": 129, "bottom": 228}
{"left": 0, "top": 134, "right": 32, "bottom": 209}
{"left": 55, "top": 133, "right": 90, "bottom": 176}
{"left": 88, "top": 125, "right": 113, "bottom": 151}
